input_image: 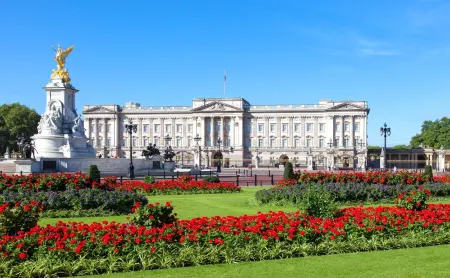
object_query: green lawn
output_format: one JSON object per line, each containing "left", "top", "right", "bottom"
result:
{"left": 39, "top": 187, "right": 299, "bottom": 225}
{"left": 86, "top": 244, "right": 450, "bottom": 278}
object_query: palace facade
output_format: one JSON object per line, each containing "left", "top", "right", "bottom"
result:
{"left": 83, "top": 98, "right": 370, "bottom": 169}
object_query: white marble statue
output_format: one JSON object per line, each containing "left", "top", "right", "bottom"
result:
{"left": 72, "top": 114, "right": 84, "bottom": 135}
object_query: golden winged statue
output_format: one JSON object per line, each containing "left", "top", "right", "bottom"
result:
{"left": 51, "top": 44, "right": 75, "bottom": 83}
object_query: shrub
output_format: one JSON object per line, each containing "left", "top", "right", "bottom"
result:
{"left": 283, "top": 162, "right": 295, "bottom": 179}
{"left": 394, "top": 186, "right": 431, "bottom": 211}
{"left": 0, "top": 201, "right": 42, "bottom": 235}
{"left": 2, "top": 189, "right": 148, "bottom": 214}
{"left": 143, "top": 176, "right": 156, "bottom": 184}
{"left": 129, "top": 201, "right": 177, "bottom": 228}
{"left": 203, "top": 176, "right": 220, "bottom": 183}
{"left": 424, "top": 165, "right": 433, "bottom": 182}
{"left": 297, "top": 184, "right": 338, "bottom": 218}
{"left": 88, "top": 165, "right": 101, "bottom": 183}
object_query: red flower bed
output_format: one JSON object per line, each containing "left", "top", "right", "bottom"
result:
{"left": 114, "top": 179, "right": 241, "bottom": 194}
{"left": 296, "top": 171, "right": 441, "bottom": 185}
{"left": 0, "top": 172, "right": 92, "bottom": 192}
{"left": 2, "top": 204, "right": 450, "bottom": 263}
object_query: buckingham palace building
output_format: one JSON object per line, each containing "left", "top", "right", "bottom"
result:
{"left": 83, "top": 98, "right": 370, "bottom": 170}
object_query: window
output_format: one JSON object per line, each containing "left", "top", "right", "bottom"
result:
{"left": 258, "top": 138, "right": 264, "bottom": 147}
{"left": 143, "top": 124, "right": 149, "bottom": 133}
{"left": 176, "top": 124, "right": 182, "bottom": 133}
{"left": 154, "top": 138, "right": 160, "bottom": 146}
{"left": 165, "top": 124, "right": 171, "bottom": 133}
{"left": 121, "top": 139, "right": 125, "bottom": 147}
{"left": 143, "top": 137, "right": 149, "bottom": 146}
{"left": 335, "top": 123, "right": 340, "bottom": 132}
{"left": 282, "top": 123, "right": 288, "bottom": 132}
{"left": 319, "top": 139, "right": 324, "bottom": 148}
{"left": 176, "top": 138, "right": 182, "bottom": 147}
{"left": 216, "top": 124, "right": 221, "bottom": 135}
{"left": 107, "top": 124, "right": 112, "bottom": 133}
{"left": 344, "top": 122, "right": 350, "bottom": 132}
{"left": 226, "top": 123, "right": 230, "bottom": 132}
{"left": 258, "top": 124, "right": 264, "bottom": 133}
{"left": 334, "top": 138, "right": 339, "bottom": 147}
{"left": 91, "top": 125, "right": 95, "bottom": 132}
{"left": 107, "top": 137, "right": 111, "bottom": 147}
{"left": 91, "top": 138, "right": 96, "bottom": 147}
{"left": 154, "top": 124, "right": 160, "bottom": 133}
{"left": 188, "top": 124, "right": 193, "bottom": 133}
{"left": 132, "top": 138, "right": 137, "bottom": 147}
{"left": 225, "top": 138, "right": 230, "bottom": 147}
{"left": 306, "top": 123, "right": 313, "bottom": 132}
{"left": 270, "top": 138, "right": 276, "bottom": 147}
{"left": 187, "top": 138, "right": 192, "bottom": 147}
{"left": 282, "top": 138, "right": 287, "bottom": 147}
{"left": 270, "top": 123, "right": 276, "bottom": 132}
{"left": 319, "top": 123, "right": 325, "bottom": 132}
{"left": 99, "top": 137, "right": 103, "bottom": 147}
{"left": 98, "top": 125, "right": 103, "bottom": 133}
{"left": 294, "top": 123, "right": 300, "bottom": 132}
{"left": 354, "top": 123, "right": 360, "bottom": 131}
{"left": 306, "top": 138, "right": 312, "bottom": 147}
{"left": 344, "top": 137, "right": 349, "bottom": 147}
{"left": 294, "top": 139, "right": 300, "bottom": 148}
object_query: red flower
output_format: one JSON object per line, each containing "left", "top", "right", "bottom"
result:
{"left": 18, "top": 253, "right": 27, "bottom": 260}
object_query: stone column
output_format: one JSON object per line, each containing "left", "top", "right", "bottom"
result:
{"left": 182, "top": 117, "right": 187, "bottom": 147}
{"left": 265, "top": 117, "right": 270, "bottom": 147}
{"left": 350, "top": 116, "right": 354, "bottom": 147}
{"left": 202, "top": 117, "right": 206, "bottom": 146}
{"left": 221, "top": 116, "right": 225, "bottom": 144}
{"left": 137, "top": 118, "right": 143, "bottom": 146}
{"left": 340, "top": 116, "right": 344, "bottom": 147}
{"left": 313, "top": 116, "right": 318, "bottom": 147}
{"left": 362, "top": 116, "right": 367, "bottom": 146}
{"left": 237, "top": 116, "right": 243, "bottom": 148}
{"left": 252, "top": 117, "right": 257, "bottom": 148}
{"left": 95, "top": 119, "right": 99, "bottom": 148}
{"left": 160, "top": 118, "right": 165, "bottom": 147}
{"left": 101, "top": 118, "right": 107, "bottom": 147}
{"left": 301, "top": 117, "right": 306, "bottom": 146}
{"left": 289, "top": 116, "right": 294, "bottom": 148}
{"left": 148, "top": 118, "right": 153, "bottom": 143}
{"left": 327, "top": 115, "right": 334, "bottom": 145}
{"left": 276, "top": 117, "right": 282, "bottom": 147}
{"left": 231, "top": 117, "right": 236, "bottom": 147}
{"left": 115, "top": 115, "right": 120, "bottom": 150}
{"left": 85, "top": 118, "right": 91, "bottom": 144}
{"left": 211, "top": 117, "right": 215, "bottom": 146}
{"left": 171, "top": 118, "right": 175, "bottom": 146}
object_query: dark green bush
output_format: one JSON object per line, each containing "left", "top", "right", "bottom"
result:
{"left": 144, "top": 176, "right": 156, "bottom": 184}
{"left": 297, "top": 184, "right": 338, "bottom": 219}
{"left": 424, "top": 165, "right": 433, "bottom": 181}
{"left": 203, "top": 176, "right": 220, "bottom": 183}
{"left": 88, "top": 165, "right": 101, "bottom": 183}
{"left": 129, "top": 202, "right": 177, "bottom": 228}
{"left": 284, "top": 162, "right": 295, "bottom": 179}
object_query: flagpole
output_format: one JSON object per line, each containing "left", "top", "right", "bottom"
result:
{"left": 223, "top": 71, "right": 226, "bottom": 97}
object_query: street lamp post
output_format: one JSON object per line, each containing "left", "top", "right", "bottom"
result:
{"left": 380, "top": 123, "right": 391, "bottom": 170}
{"left": 217, "top": 137, "right": 222, "bottom": 173}
{"left": 194, "top": 134, "right": 202, "bottom": 169}
{"left": 125, "top": 121, "right": 138, "bottom": 179}
{"left": 205, "top": 146, "right": 209, "bottom": 168}
{"left": 327, "top": 139, "right": 333, "bottom": 148}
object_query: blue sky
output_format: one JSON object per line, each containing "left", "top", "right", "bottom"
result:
{"left": 1, "top": 0, "right": 450, "bottom": 147}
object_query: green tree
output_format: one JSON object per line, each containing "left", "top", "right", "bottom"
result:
{"left": 367, "top": 145, "right": 381, "bottom": 149}
{"left": 0, "top": 103, "right": 40, "bottom": 155}
{"left": 284, "top": 162, "right": 295, "bottom": 179}
{"left": 410, "top": 117, "right": 450, "bottom": 149}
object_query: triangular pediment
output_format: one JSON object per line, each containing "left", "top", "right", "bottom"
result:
{"left": 192, "top": 101, "right": 242, "bottom": 112}
{"left": 326, "top": 102, "right": 367, "bottom": 111}
{"left": 84, "top": 106, "right": 116, "bottom": 113}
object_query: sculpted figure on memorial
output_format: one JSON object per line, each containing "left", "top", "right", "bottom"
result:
{"left": 141, "top": 144, "right": 161, "bottom": 157}
{"left": 164, "top": 146, "right": 175, "bottom": 162}
{"left": 72, "top": 114, "right": 84, "bottom": 135}
{"left": 16, "top": 133, "right": 36, "bottom": 159}
{"left": 37, "top": 115, "right": 45, "bottom": 134}
{"left": 46, "top": 105, "right": 63, "bottom": 130}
